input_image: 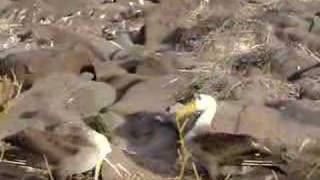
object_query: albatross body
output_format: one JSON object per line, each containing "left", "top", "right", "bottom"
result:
{"left": 3, "top": 105, "right": 112, "bottom": 180}
{"left": 175, "top": 94, "right": 267, "bottom": 179}
{"left": 7, "top": 123, "right": 111, "bottom": 180}
{"left": 0, "top": 73, "right": 113, "bottom": 180}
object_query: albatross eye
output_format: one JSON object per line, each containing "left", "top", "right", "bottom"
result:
{"left": 165, "top": 106, "right": 171, "bottom": 112}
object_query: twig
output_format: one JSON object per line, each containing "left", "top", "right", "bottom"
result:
{"left": 178, "top": 69, "right": 211, "bottom": 73}
{"left": 298, "top": 44, "right": 320, "bottom": 63}
{"left": 109, "top": 41, "right": 124, "bottom": 50}
{"left": 43, "top": 154, "right": 54, "bottom": 180}
{"left": 224, "top": 174, "right": 232, "bottom": 180}
{"left": 103, "top": 158, "right": 122, "bottom": 178}
{"left": 162, "top": 78, "right": 179, "bottom": 88}
{"left": 1, "top": 159, "right": 26, "bottom": 165}
{"left": 180, "top": 118, "right": 191, "bottom": 134}
{"left": 251, "top": 44, "right": 265, "bottom": 49}
{"left": 242, "top": 160, "right": 274, "bottom": 164}
{"left": 0, "top": 143, "right": 5, "bottom": 161}
{"left": 117, "top": 163, "right": 131, "bottom": 176}
{"left": 176, "top": 117, "right": 189, "bottom": 179}
{"left": 271, "top": 170, "right": 279, "bottom": 180}
{"left": 299, "top": 138, "right": 311, "bottom": 153}
{"left": 192, "top": 162, "right": 201, "bottom": 180}
{"left": 306, "top": 162, "right": 320, "bottom": 179}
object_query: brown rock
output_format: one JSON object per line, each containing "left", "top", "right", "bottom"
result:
{"left": 31, "top": 25, "right": 117, "bottom": 61}
{"left": 298, "top": 77, "right": 320, "bottom": 100}
{"left": 65, "top": 81, "right": 116, "bottom": 118}
{"left": 94, "top": 61, "right": 128, "bottom": 81}
{"left": 0, "top": 73, "right": 116, "bottom": 139}
{"left": 270, "top": 48, "right": 317, "bottom": 81}
{"left": 144, "top": 0, "right": 242, "bottom": 52}
{"left": 110, "top": 74, "right": 192, "bottom": 115}
{"left": 0, "top": 44, "right": 100, "bottom": 88}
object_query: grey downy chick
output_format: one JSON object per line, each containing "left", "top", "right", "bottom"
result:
{"left": 6, "top": 122, "right": 111, "bottom": 180}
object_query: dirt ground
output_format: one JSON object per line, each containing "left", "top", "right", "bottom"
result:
{"left": 0, "top": 0, "right": 320, "bottom": 180}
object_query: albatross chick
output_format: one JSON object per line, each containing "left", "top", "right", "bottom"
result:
{"left": 6, "top": 122, "right": 111, "bottom": 180}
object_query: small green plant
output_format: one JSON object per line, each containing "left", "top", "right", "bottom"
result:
{"left": 175, "top": 111, "right": 201, "bottom": 180}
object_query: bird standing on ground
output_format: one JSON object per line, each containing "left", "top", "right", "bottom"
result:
{"left": 174, "top": 94, "right": 276, "bottom": 179}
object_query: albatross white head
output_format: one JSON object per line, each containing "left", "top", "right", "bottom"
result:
{"left": 175, "top": 94, "right": 217, "bottom": 140}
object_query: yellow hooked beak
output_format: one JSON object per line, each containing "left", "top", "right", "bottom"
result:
{"left": 175, "top": 100, "right": 198, "bottom": 122}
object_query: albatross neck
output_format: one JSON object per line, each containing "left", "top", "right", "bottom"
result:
{"left": 91, "top": 131, "right": 112, "bottom": 157}
{"left": 185, "top": 103, "right": 216, "bottom": 140}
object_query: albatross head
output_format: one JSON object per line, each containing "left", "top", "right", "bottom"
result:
{"left": 194, "top": 94, "right": 217, "bottom": 112}
{"left": 175, "top": 94, "right": 217, "bottom": 121}
{"left": 175, "top": 94, "right": 217, "bottom": 139}
{"left": 91, "top": 131, "right": 112, "bottom": 158}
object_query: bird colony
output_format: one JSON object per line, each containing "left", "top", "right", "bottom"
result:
{"left": 0, "top": 0, "right": 319, "bottom": 180}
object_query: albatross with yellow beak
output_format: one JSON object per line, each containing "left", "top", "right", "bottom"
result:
{"left": 174, "top": 94, "right": 275, "bottom": 179}
{"left": 175, "top": 94, "right": 217, "bottom": 140}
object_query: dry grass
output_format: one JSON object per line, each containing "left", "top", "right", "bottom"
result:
{"left": 0, "top": 72, "right": 22, "bottom": 117}
{"left": 43, "top": 154, "right": 54, "bottom": 180}
{"left": 0, "top": 19, "right": 20, "bottom": 33}
{"left": 0, "top": 18, "right": 21, "bottom": 50}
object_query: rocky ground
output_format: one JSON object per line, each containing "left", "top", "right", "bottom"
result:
{"left": 0, "top": 0, "right": 319, "bottom": 179}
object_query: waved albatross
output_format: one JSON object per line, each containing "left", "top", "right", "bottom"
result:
{"left": 174, "top": 94, "right": 275, "bottom": 179}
